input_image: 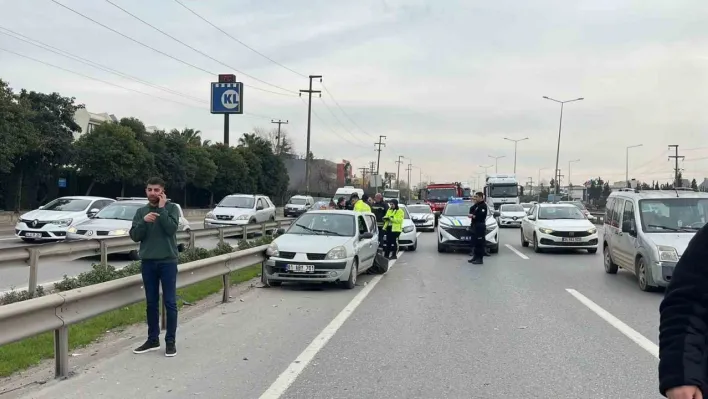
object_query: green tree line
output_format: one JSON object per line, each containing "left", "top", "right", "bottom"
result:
{"left": 0, "top": 79, "right": 289, "bottom": 210}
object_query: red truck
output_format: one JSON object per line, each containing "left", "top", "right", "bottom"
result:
{"left": 423, "top": 182, "right": 463, "bottom": 215}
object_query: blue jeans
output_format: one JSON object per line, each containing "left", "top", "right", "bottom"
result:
{"left": 141, "top": 260, "right": 178, "bottom": 343}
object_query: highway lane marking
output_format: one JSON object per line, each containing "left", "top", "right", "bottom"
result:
{"left": 505, "top": 244, "right": 529, "bottom": 260}
{"left": 566, "top": 288, "right": 659, "bottom": 359}
{"left": 259, "top": 232, "right": 421, "bottom": 399}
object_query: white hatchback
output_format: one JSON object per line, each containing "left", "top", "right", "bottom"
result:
{"left": 204, "top": 194, "right": 276, "bottom": 228}
{"left": 15, "top": 196, "right": 115, "bottom": 242}
{"left": 520, "top": 203, "right": 598, "bottom": 253}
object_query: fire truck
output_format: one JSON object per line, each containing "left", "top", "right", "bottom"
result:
{"left": 423, "top": 182, "right": 463, "bottom": 216}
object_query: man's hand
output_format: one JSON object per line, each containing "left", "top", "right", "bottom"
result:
{"left": 158, "top": 193, "right": 167, "bottom": 208}
{"left": 144, "top": 212, "right": 160, "bottom": 223}
{"left": 668, "top": 386, "right": 703, "bottom": 399}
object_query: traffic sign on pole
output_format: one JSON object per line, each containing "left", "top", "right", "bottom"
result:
{"left": 210, "top": 82, "right": 244, "bottom": 114}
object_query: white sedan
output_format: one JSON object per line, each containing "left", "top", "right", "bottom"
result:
{"left": 520, "top": 203, "right": 598, "bottom": 254}
{"left": 406, "top": 203, "right": 435, "bottom": 232}
{"left": 397, "top": 205, "right": 418, "bottom": 251}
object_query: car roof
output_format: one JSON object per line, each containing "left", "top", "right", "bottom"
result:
{"left": 539, "top": 203, "right": 576, "bottom": 208}
{"left": 290, "top": 195, "right": 311, "bottom": 199}
{"left": 609, "top": 190, "right": 708, "bottom": 200}
{"left": 307, "top": 210, "right": 373, "bottom": 216}
{"left": 58, "top": 196, "right": 114, "bottom": 201}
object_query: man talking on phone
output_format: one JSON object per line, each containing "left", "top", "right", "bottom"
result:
{"left": 130, "top": 177, "right": 180, "bottom": 357}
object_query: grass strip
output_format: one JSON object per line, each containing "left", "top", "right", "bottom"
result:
{"left": 0, "top": 264, "right": 261, "bottom": 377}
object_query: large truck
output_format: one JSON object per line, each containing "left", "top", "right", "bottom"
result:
{"left": 461, "top": 182, "right": 472, "bottom": 200}
{"left": 423, "top": 182, "right": 463, "bottom": 216}
{"left": 484, "top": 174, "right": 520, "bottom": 210}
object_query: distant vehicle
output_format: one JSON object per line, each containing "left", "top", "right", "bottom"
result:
{"left": 15, "top": 196, "right": 115, "bottom": 242}
{"left": 383, "top": 189, "right": 400, "bottom": 202}
{"left": 424, "top": 182, "right": 463, "bottom": 216}
{"left": 602, "top": 189, "right": 708, "bottom": 292}
{"left": 498, "top": 204, "right": 526, "bottom": 228}
{"left": 331, "top": 186, "right": 364, "bottom": 204}
{"left": 437, "top": 199, "right": 499, "bottom": 254}
{"left": 461, "top": 182, "right": 472, "bottom": 200}
{"left": 520, "top": 202, "right": 533, "bottom": 214}
{"left": 262, "top": 210, "right": 385, "bottom": 288}
{"left": 309, "top": 200, "right": 331, "bottom": 211}
{"left": 407, "top": 203, "right": 435, "bottom": 232}
{"left": 204, "top": 194, "right": 276, "bottom": 228}
{"left": 284, "top": 195, "right": 314, "bottom": 217}
{"left": 397, "top": 205, "right": 418, "bottom": 251}
{"left": 67, "top": 198, "right": 191, "bottom": 260}
{"left": 520, "top": 203, "right": 598, "bottom": 254}
{"left": 559, "top": 200, "right": 595, "bottom": 221}
{"left": 484, "top": 174, "right": 520, "bottom": 211}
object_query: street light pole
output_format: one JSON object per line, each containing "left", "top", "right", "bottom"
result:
{"left": 480, "top": 164, "right": 493, "bottom": 176}
{"left": 543, "top": 96, "right": 584, "bottom": 196}
{"left": 488, "top": 155, "right": 506, "bottom": 173}
{"left": 626, "top": 144, "right": 643, "bottom": 186}
{"left": 503, "top": 137, "right": 529, "bottom": 174}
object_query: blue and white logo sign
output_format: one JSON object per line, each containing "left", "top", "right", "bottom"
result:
{"left": 210, "top": 82, "right": 244, "bottom": 114}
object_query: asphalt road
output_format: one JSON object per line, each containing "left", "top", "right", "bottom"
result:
{"left": 12, "top": 227, "right": 663, "bottom": 399}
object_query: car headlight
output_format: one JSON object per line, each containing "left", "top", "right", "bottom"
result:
{"left": 205, "top": 212, "right": 214, "bottom": 219}
{"left": 403, "top": 225, "right": 414, "bottom": 233}
{"left": 236, "top": 215, "right": 250, "bottom": 220}
{"left": 426, "top": 214, "right": 434, "bottom": 220}
{"left": 539, "top": 227, "right": 554, "bottom": 234}
{"left": 67, "top": 226, "right": 77, "bottom": 233}
{"left": 587, "top": 228, "right": 597, "bottom": 234}
{"left": 54, "top": 218, "right": 73, "bottom": 227}
{"left": 266, "top": 242, "right": 279, "bottom": 257}
{"left": 108, "top": 229, "right": 128, "bottom": 236}
{"left": 657, "top": 245, "right": 679, "bottom": 262}
{"left": 326, "top": 246, "right": 347, "bottom": 260}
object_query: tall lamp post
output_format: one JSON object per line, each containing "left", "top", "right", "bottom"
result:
{"left": 626, "top": 144, "right": 643, "bottom": 187}
{"left": 543, "top": 96, "right": 584, "bottom": 195}
{"left": 503, "top": 137, "right": 529, "bottom": 174}
{"left": 488, "top": 155, "right": 506, "bottom": 173}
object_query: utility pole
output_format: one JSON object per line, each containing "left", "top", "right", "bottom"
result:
{"left": 555, "top": 169, "right": 564, "bottom": 200}
{"left": 527, "top": 177, "right": 533, "bottom": 196}
{"left": 396, "top": 155, "right": 405, "bottom": 189}
{"left": 406, "top": 163, "right": 413, "bottom": 203}
{"left": 300, "top": 75, "right": 322, "bottom": 195}
{"left": 668, "top": 145, "right": 684, "bottom": 187}
{"left": 374, "top": 135, "right": 387, "bottom": 193}
{"left": 369, "top": 161, "right": 377, "bottom": 185}
{"left": 358, "top": 167, "right": 368, "bottom": 189}
{"left": 270, "top": 119, "right": 289, "bottom": 155}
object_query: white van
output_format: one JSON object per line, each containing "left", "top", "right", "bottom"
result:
{"left": 284, "top": 195, "right": 314, "bottom": 217}
{"left": 383, "top": 189, "right": 400, "bottom": 202}
{"left": 332, "top": 186, "right": 365, "bottom": 204}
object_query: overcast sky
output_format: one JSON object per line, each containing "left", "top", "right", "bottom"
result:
{"left": 1, "top": 0, "right": 708, "bottom": 188}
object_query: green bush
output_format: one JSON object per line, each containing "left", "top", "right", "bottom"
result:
{"left": 237, "top": 235, "right": 274, "bottom": 250}
{"left": 0, "top": 285, "right": 45, "bottom": 306}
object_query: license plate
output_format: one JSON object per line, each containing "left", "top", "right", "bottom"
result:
{"left": 461, "top": 236, "right": 472, "bottom": 241}
{"left": 287, "top": 264, "right": 315, "bottom": 272}
{"left": 25, "top": 232, "right": 42, "bottom": 238}
{"left": 562, "top": 237, "right": 582, "bottom": 242}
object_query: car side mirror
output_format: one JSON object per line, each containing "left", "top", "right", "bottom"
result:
{"left": 527, "top": 215, "right": 536, "bottom": 221}
{"left": 276, "top": 228, "right": 286, "bottom": 235}
{"left": 256, "top": 205, "right": 264, "bottom": 211}
{"left": 360, "top": 232, "right": 374, "bottom": 239}
{"left": 177, "top": 243, "right": 186, "bottom": 253}
{"left": 87, "top": 208, "right": 100, "bottom": 216}
{"left": 622, "top": 220, "right": 635, "bottom": 235}
{"left": 38, "top": 205, "right": 44, "bottom": 210}
{"left": 493, "top": 211, "right": 500, "bottom": 218}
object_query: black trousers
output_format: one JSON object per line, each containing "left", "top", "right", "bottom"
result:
{"left": 472, "top": 223, "right": 486, "bottom": 260}
{"left": 384, "top": 230, "right": 401, "bottom": 257}
{"left": 377, "top": 224, "right": 385, "bottom": 247}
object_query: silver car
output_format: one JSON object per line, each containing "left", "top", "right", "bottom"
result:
{"left": 603, "top": 189, "right": 708, "bottom": 291}
{"left": 263, "top": 210, "right": 384, "bottom": 289}
{"left": 67, "top": 199, "right": 191, "bottom": 260}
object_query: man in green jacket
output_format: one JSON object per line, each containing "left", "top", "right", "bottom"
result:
{"left": 129, "top": 177, "right": 180, "bottom": 357}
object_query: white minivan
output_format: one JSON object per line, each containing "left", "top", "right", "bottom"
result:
{"left": 284, "top": 195, "right": 314, "bottom": 217}
{"left": 332, "top": 186, "right": 365, "bottom": 204}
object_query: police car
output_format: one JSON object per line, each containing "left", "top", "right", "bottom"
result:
{"left": 437, "top": 198, "right": 500, "bottom": 253}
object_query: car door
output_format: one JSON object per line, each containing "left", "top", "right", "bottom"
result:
{"left": 356, "top": 215, "right": 376, "bottom": 270}
{"left": 265, "top": 197, "right": 276, "bottom": 220}
{"left": 523, "top": 205, "right": 537, "bottom": 241}
{"left": 255, "top": 197, "right": 267, "bottom": 222}
{"left": 614, "top": 200, "right": 638, "bottom": 271}
{"left": 608, "top": 198, "right": 625, "bottom": 267}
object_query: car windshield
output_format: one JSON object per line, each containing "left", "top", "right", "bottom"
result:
{"left": 94, "top": 203, "right": 143, "bottom": 220}
{"left": 41, "top": 198, "right": 91, "bottom": 212}
{"left": 408, "top": 205, "right": 432, "bottom": 214}
{"left": 501, "top": 204, "right": 524, "bottom": 212}
{"left": 462, "top": 188, "right": 471, "bottom": 197}
{"left": 427, "top": 188, "right": 457, "bottom": 201}
{"left": 489, "top": 184, "right": 518, "bottom": 198}
{"left": 383, "top": 190, "right": 399, "bottom": 198}
{"left": 400, "top": 207, "right": 411, "bottom": 219}
{"left": 639, "top": 198, "right": 708, "bottom": 232}
{"left": 218, "top": 196, "right": 254, "bottom": 208}
{"left": 288, "top": 198, "right": 307, "bottom": 205}
{"left": 521, "top": 203, "right": 532, "bottom": 210}
{"left": 443, "top": 202, "right": 473, "bottom": 216}
{"left": 287, "top": 213, "right": 355, "bottom": 236}
{"left": 562, "top": 201, "right": 586, "bottom": 211}
{"left": 538, "top": 206, "right": 585, "bottom": 220}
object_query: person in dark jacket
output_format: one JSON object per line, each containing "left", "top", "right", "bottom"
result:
{"left": 658, "top": 223, "right": 708, "bottom": 399}
{"left": 370, "top": 193, "right": 389, "bottom": 247}
{"left": 467, "top": 192, "right": 488, "bottom": 264}
{"left": 336, "top": 197, "right": 347, "bottom": 210}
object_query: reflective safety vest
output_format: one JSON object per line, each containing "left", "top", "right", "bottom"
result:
{"left": 383, "top": 208, "right": 404, "bottom": 232}
{"left": 353, "top": 200, "right": 371, "bottom": 213}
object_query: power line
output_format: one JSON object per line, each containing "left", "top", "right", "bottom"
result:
{"left": 103, "top": 0, "right": 298, "bottom": 96}
{"left": 318, "top": 97, "right": 368, "bottom": 145}
{"left": 300, "top": 97, "right": 370, "bottom": 150}
{"left": 0, "top": 26, "right": 205, "bottom": 104}
{"left": 320, "top": 82, "right": 374, "bottom": 138}
{"left": 171, "top": 0, "right": 307, "bottom": 79}
{"left": 49, "top": 0, "right": 295, "bottom": 97}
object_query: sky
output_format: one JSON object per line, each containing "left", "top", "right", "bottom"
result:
{"left": 1, "top": 0, "right": 708, "bottom": 189}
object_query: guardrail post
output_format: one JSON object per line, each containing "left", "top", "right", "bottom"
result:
{"left": 242, "top": 226, "right": 247, "bottom": 240}
{"left": 188, "top": 230, "right": 196, "bottom": 249}
{"left": 28, "top": 248, "right": 39, "bottom": 295}
{"left": 218, "top": 228, "right": 225, "bottom": 246}
{"left": 261, "top": 223, "right": 267, "bottom": 237}
{"left": 54, "top": 326, "right": 69, "bottom": 378}
{"left": 100, "top": 240, "right": 108, "bottom": 268}
{"left": 222, "top": 273, "right": 230, "bottom": 303}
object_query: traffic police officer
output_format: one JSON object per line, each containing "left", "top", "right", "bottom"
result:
{"left": 468, "top": 192, "right": 488, "bottom": 264}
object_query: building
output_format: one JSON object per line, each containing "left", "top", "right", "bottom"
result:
{"left": 72, "top": 108, "right": 118, "bottom": 140}
{"left": 283, "top": 158, "right": 338, "bottom": 193}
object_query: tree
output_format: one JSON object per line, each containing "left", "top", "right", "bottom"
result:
{"left": 184, "top": 145, "right": 217, "bottom": 205}
{"left": 602, "top": 182, "right": 611, "bottom": 198}
{"left": 641, "top": 182, "right": 651, "bottom": 190}
{"left": 677, "top": 172, "right": 683, "bottom": 187}
{"left": 254, "top": 127, "right": 294, "bottom": 156}
{"left": 119, "top": 117, "right": 148, "bottom": 142}
{"left": 178, "top": 127, "right": 202, "bottom": 146}
{"left": 519, "top": 186, "right": 524, "bottom": 196}
{"left": 206, "top": 144, "right": 250, "bottom": 205}
{"left": 549, "top": 178, "right": 556, "bottom": 188}
{"left": 691, "top": 178, "right": 698, "bottom": 190}
{"left": 74, "top": 123, "right": 151, "bottom": 195}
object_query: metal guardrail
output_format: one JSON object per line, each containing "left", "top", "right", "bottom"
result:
{"left": 0, "top": 220, "right": 292, "bottom": 294}
{"left": 0, "top": 244, "right": 268, "bottom": 379}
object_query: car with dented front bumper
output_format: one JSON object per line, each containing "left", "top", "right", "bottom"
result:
{"left": 436, "top": 200, "right": 499, "bottom": 253}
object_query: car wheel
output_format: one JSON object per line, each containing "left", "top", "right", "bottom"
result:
{"left": 261, "top": 263, "right": 281, "bottom": 287}
{"left": 128, "top": 250, "right": 141, "bottom": 261}
{"left": 603, "top": 246, "right": 618, "bottom": 274}
{"left": 520, "top": 229, "right": 529, "bottom": 247}
{"left": 490, "top": 244, "right": 499, "bottom": 254}
{"left": 342, "top": 259, "right": 358, "bottom": 289}
{"left": 533, "top": 233, "right": 543, "bottom": 253}
{"left": 636, "top": 257, "right": 657, "bottom": 292}
{"left": 437, "top": 241, "right": 446, "bottom": 253}
{"left": 587, "top": 248, "right": 597, "bottom": 254}
{"left": 409, "top": 239, "right": 417, "bottom": 251}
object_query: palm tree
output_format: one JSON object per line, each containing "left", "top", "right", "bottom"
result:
{"left": 179, "top": 128, "right": 202, "bottom": 146}
{"left": 238, "top": 133, "right": 267, "bottom": 148}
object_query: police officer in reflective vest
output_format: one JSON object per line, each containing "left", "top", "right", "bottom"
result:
{"left": 468, "top": 192, "right": 488, "bottom": 264}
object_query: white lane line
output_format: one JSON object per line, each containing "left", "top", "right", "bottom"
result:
{"left": 505, "top": 244, "right": 529, "bottom": 260}
{"left": 566, "top": 288, "right": 658, "bottom": 359}
{"left": 259, "top": 233, "right": 419, "bottom": 399}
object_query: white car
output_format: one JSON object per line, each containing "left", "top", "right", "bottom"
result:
{"left": 204, "top": 194, "right": 276, "bottom": 228}
{"left": 284, "top": 195, "right": 314, "bottom": 217}
{"left": 262, "top": 210, "right": 385, "bottom": 288}
{"left": 397, "top": 205, "right": 418, "bottom": 251}
{"left": 406, "top": 203, "right": 435, "bottom": 232}
{"left": 437, "top": 200, "right": 499, "bottom": 253}
{"left": 498, "top": 204, "right": 527, "bottom": 228}
{"left": 520, "top": 203, "right": 598, "bottom": 254}
{"left": 15, "top": 196, "right": 115, "bottom": 242}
